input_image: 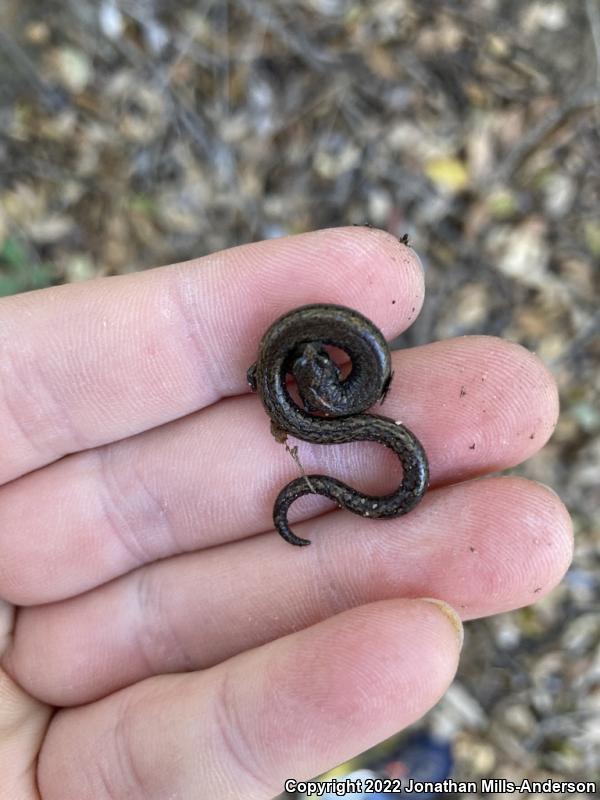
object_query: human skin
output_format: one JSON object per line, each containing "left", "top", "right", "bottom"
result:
{"left": 0, "top": 227, "right": 572, "bottom": 799}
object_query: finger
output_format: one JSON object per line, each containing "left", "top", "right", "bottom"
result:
{"left": 0, "top": 668, "right": 52, "bottom": 800}
{"left": 0, "top": 336, "right": 558, "bottom": 605}
{"left": 0, "top": 598, "right": 52, "bottom": 799}
{"left": 6, "top": 477, "right": 571, "bottom": 707}
{"left": 37, "top": 599, "right": 462, "bottom": 800}
{"left": 0, "top": 227, "right": 422, "bottom": 485}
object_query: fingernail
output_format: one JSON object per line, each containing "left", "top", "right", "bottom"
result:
{"left": 418, "top": 597, "right": 464, "bottom": 648}
{"left": 411, "top": 247, "right": 425, "bottom": 272}
{"left": 536, "top": 481, "right": 562, "bottom": 500}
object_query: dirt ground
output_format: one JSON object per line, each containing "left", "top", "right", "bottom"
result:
{"left": 0, "top": 0, "right": 598, "bottom": 794}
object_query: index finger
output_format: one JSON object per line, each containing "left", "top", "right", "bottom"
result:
{"left": 0, "top": 227, "right": 423, "bottom": 485}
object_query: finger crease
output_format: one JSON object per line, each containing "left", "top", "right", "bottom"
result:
{"left": 96, "top": 755, "right": 123, "bottom": 800}
{"left": 134, "top": 567, "right": 196, "bottom": 674}
{"left": 127, "top": 456, "right": 180, "bottom": 554}
{"left": 170, "top": 270, "right": 223, "bottom": 403}
{"left": 110, "top": 697, "right": 151, "bottom": 800}
{"left": 0, "top": 344, "right": 87, "bottom": 465}
{"left": 94, "top": 448, "right": 155, "bottom": 566}
{"left": 213, "top": 671, "right": 272, "bottom": 797}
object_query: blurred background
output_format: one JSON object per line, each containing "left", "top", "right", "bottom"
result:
{"left": 0, "top": 0, "right": 598, "bottom": 795}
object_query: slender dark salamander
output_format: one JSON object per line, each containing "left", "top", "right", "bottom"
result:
{"left": 247, "top": 304, "right": 429, "bottom": 546}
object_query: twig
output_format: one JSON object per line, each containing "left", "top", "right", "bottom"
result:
{"left": 0, "top": 32, "right": 66, "bottom": 110}
{"left": 233, "top": 0, "right": 338, "bottom": 72}
{"left": 585, "top": 0, "right": 600, "bottom": 93}
{"left": 493, "top": 87, "right": 599, "bottom": 182}
{"left": 285, "top": 444, "right": 317, "bottom": 494}
{"left": 551, "top": 310, "right": 600, "bottom": 368}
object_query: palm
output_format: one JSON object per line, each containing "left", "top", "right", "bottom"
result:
{"left": 0, "top": 228, "right": 571, "bottom": 799}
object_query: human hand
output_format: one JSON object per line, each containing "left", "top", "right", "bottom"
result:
{"left": 0, "top": 227, "right": 572, "bottom": 799}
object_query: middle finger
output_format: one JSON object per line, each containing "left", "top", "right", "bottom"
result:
{"left": 0, "top": 335, "right": 557, "bottom": 606}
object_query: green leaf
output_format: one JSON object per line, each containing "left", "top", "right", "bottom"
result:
{"left": 0, "top": 236, "right": 28, "bottom": 270}
{"left": 0, "top": 274, "right": 26, "bottom": 297}
{"left": 29, "top": 263, "right": 56, "bottom": 289}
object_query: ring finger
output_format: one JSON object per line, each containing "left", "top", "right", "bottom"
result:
{"left": 5, "top": 475, "right": 572, "bottom": 707}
